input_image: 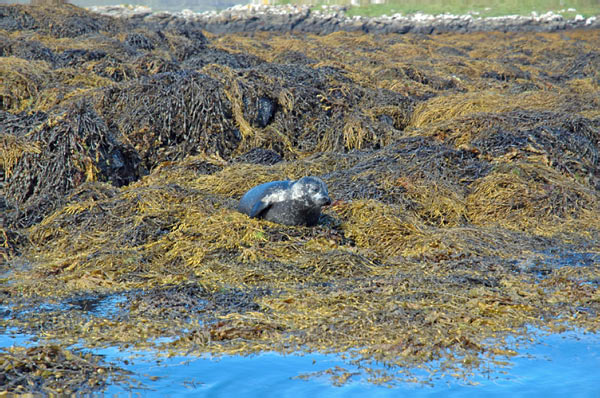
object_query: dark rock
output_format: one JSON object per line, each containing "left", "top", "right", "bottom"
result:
{"left": 250, "top": 96, "right": 276, "bottom": 128}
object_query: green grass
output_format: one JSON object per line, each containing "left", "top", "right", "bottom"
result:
{"left": 283, "top": 0, "right": 600, "bottom": 18}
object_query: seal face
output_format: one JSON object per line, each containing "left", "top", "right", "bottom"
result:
{"left": 237, "top": 176, "right": 331, "bottom": 226}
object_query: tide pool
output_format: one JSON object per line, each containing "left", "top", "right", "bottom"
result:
{"left": 4, "top": 329, "right": 593, "bottom": 397}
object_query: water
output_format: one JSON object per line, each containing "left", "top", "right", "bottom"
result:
{"left": 2, "top": 255, "right": 599, "bottom": 396}
{"left": 0, "top": 0, "right": 257, "bottom": 13}
{"left": 105, "top": 332, "right": 600, "bottom": 397}
{"left": 0, "top": 0, "right": 251, "bottom": 12}
{"left": 2, "top": 329, "right": 598, "bottom": 396}
{"left": 2, "top": 0, "right": 599, "bottom": 16}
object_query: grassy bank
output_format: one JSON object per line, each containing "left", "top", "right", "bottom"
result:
{"left": 273, "top": 0, "right": 600, "bottom": 17}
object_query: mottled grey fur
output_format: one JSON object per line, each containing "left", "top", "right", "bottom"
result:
{"left": 237, "top": 176, "right": 331, "bottom": 226}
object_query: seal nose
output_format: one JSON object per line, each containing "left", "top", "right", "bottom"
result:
{"left": 322, "top": 196, "right": 332, "bottom": 206}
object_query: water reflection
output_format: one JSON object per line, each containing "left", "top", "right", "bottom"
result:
{"left": 101, "top": 331, "right": 600, "bottom": 397}
{"left": 3, "top": 328, "right": 597, "bottom": 397}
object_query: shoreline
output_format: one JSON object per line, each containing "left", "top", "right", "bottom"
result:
{"left": 2, "top": 3, "right": 600, "bottom": 394}
{"left": 89, "top": 4, "right": 600, "bottom": 34}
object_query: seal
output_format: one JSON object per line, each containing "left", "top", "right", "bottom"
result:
{"left": 237, "top": 176, "right": 331, "bottom": 226}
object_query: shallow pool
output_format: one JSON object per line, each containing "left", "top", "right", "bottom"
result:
{"left": 3, "top": 329, "right": 596, "bottom": 397}
{"left": 102, "top": 330, "right": 600, "bottom": 397}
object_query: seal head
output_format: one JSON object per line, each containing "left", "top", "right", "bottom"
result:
{"left": 237, "top": 176, "right": 331, "bottom": 226}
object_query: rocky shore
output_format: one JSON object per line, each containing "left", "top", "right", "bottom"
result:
{"left": 89, "top": 4, "right": 600, "bottom": 35}
{"left": 1, "top": 3, "right": 600, "bottom": 393}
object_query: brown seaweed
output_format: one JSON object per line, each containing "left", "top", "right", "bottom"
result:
{"left": 0, "top": 4, "right": 599, "bottom": 390}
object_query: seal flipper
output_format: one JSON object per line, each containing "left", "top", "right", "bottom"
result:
{"left": 249, "top": 200, "right": 272, "bottom": 218}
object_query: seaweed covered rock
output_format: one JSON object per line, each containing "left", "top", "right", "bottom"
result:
{"left": 233, "top": 148, "right": 283, "bottom": 165}
{"left": 2, "top": 101, "right": 140, "bottom": 228}
{"left": 0, "top": 5, "right": 37, "bottom": 32}
{"left": 182, "top": 47, "right": 265, "bottom": 70}
{"left": 0, "top": 4, "right": 126, "bottom": 38}
{"left": 1, "top": 110, "right": 49, "bottom": 231}
{"left": 99, "top": 70, "right": 241, "bottom": 170}
{"left": 0, "top": 36, "right": 57, "bottom": 64}
{"left": 0, "top": 345, "right": 128, "bottom": 395}
{"left": 0, "top": 56, "right": 53, "bottom": 112}
{"left": 206, "top": 62, "right": 415, "bottom": 157}
{"left": 325, "top": 136, "right": 489, "bottom": 227}
{"left": 416, "top": 108, "right": 600, "bottom": 190}
{"left": 466, "top": 161, "right": 600, "bottom": 230}
{"left": 96, "top": 59, "right": 414, "bottom": 169}
{"left": 2, "top": 3, "right": 600, "bottom": 389}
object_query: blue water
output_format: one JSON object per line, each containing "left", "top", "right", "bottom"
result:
{"left": 4, "top": 329, "right": 597, "bottom": 397}
{"left": 104, "top": 331, "right": 600, "bottom": 397}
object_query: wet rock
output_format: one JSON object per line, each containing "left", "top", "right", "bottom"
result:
{"left": 244, "top": 96, "right": 276, "bottom": 128}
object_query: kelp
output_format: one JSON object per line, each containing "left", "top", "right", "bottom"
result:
{"left": 6, "top": 149, "right": 599, "bottom": 384}
{"left": 3, "top": 101, "right": 140, "bottom": 228}
{"left": 0, "top": 4, "right": 599, "bottom": 390}
{"left": 0, "top": 344, "right": 131, "bottom": 394}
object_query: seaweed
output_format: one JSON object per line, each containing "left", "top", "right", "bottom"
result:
{"left": 0, "top": 4, "right": 126, "bottom": 38}
{"left": 0, "top": 345, "right": 131, "bottom": 395}
{"left": 1, "top": 4, "right": 599, "bottom": 390}
{"left": 3, "top": 101, "right": 140, "bottom": 228}
{"left": 99, "top": 70, "right": 241, "bottom": 169}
